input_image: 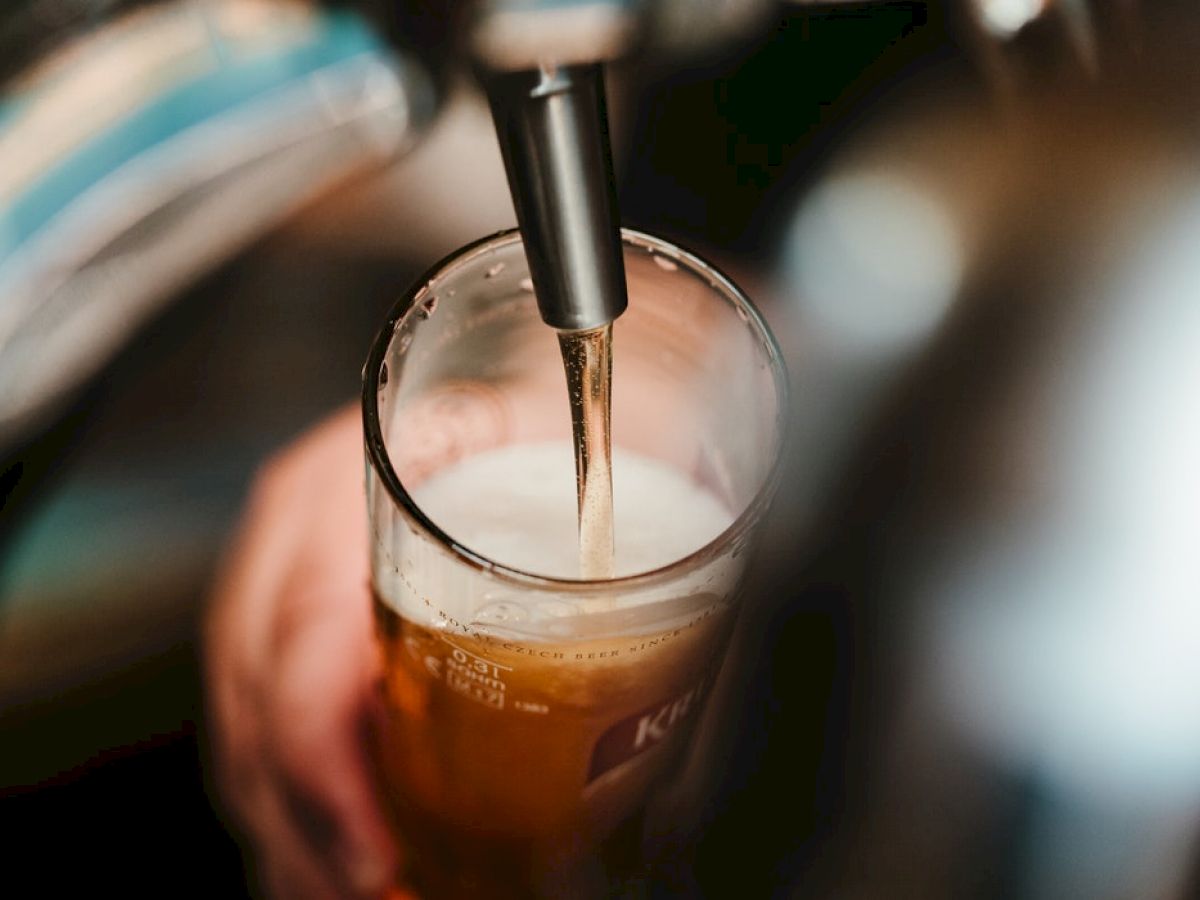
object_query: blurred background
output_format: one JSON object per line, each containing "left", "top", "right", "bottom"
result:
{"left": 5, "top": 0, "right": 1200, "bottom": 896}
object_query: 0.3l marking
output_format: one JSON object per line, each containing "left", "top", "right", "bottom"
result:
{"left": 440, "top": 637, "right": 510, "bottom": 710}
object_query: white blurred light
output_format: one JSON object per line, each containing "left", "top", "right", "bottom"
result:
{"left": 975, "top": 0, "right": 1047, "bottom": 38}
{"left": 784, "top": 170, "right": 963, "bottom": 359}
{"left": 936, "top": 536, "right": 1200, "bottom": 810}
{"left": 929, "top": 184, "right": 1200, "bottom": 811}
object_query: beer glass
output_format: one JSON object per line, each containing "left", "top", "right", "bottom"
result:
{"left": 362, "top": 228, "right": 786, "bottom": 897}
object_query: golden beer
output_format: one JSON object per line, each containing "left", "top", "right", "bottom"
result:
{"left": 372, "top": 595, "right": 731, "bottom": 897}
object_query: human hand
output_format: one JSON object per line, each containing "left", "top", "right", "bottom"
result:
{"left": 205, "top": 405, "right": 408, "bottom": 899}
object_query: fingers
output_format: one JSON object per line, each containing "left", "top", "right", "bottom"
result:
{"left": 204, "top": 460, "right": 312, "bottom": 800}
{"left": 205, "top": 404, "right": 400, "bottom": 899}
{"left": 248, "top": 780, "right": 347, "bottom": 900}
{"left": 269, "top": 592, "right": 397, "bottom": 896}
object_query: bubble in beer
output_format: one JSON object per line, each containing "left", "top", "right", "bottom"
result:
{"left": 475, "top": 601, "right": 530, "bottom": 624}
{"left": 485, "top": 262, "right": 506, "bottom": 279}
{"left": 419, "top": 295, "right": 439, "bottom": 319}
{"left": 652, "top": 254, "right": 678, "bottom": 272}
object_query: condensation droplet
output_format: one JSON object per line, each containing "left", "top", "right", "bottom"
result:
{"left": 537, "top": 599, "right": 579, "bottom": 618}
{"left": 473, "top": 601, "right": 530, "bottom": 625}
{"left": 653, "top": 255, "right": 679, "bottom": 272}
{"left": 398, "top": 332, "right": 413, "bottom": 353}
{"left": 518, "top": 277, "right": 534, "bottom": 293}
{"left": 419, "top": 295, "right": 439, "bottom": 319}
{"left": 735, "top": 305, "right": 749, "bottom": 323}
{"left": 485, "top": 262, "right": 506, "bottom": 279}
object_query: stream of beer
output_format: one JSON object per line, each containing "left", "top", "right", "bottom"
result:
{"left": 558, "top": 325, "right": 615, "bottom": 580}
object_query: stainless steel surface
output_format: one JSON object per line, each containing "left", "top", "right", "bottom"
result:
{"left": 483, "top": 63, "right": 628, "bottom": 332}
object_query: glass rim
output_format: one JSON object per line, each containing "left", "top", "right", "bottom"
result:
{"left": 362, "top": 226, "right": 789, "bottom": 593}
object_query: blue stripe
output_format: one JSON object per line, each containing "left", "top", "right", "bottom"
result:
{"left": 0, "top": 11, "right": 385, "bottom": 262}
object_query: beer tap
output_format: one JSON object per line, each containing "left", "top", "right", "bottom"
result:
{"left": 473, "top": 3, "right": 631, "bottom": 332}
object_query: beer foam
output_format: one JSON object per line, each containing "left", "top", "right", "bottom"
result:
{"left": 412, "top": 442, "right": 733, "bottom": 579}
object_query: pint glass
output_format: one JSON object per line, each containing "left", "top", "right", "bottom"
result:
{"left": 362, "top": 229, "right": 786, "bottom": 897}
